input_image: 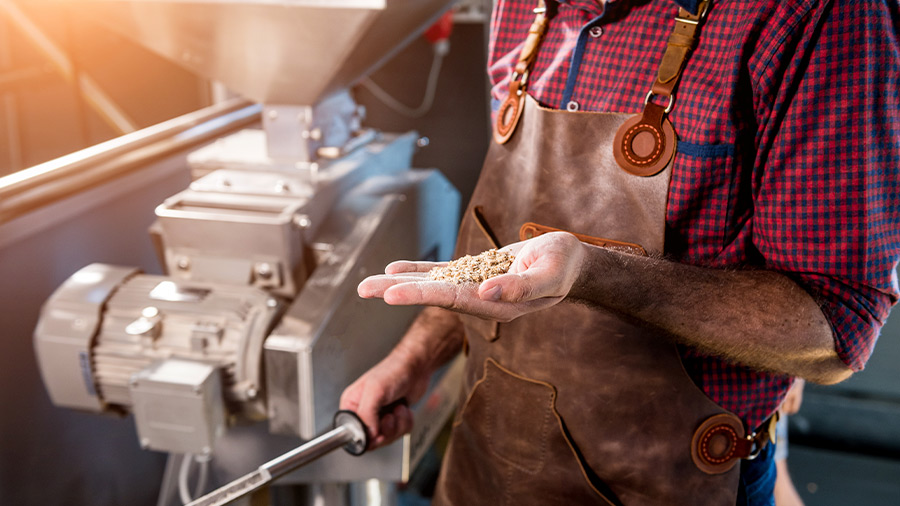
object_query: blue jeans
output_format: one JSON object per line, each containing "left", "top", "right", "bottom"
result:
{"left": 735, "top": 440, "right": 777, "bottom": 506}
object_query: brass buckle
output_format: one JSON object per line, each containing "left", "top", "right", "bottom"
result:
{"left": 676, "top": 0, "right": 711, "bottom": 24}
{"left": 644, "top": 90, "right": 674, "bottom": 113}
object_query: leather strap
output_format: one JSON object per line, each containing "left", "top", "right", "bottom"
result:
{"left": 494, "top": 0, "right": 556, "bottom": 144}
{"left": 614, "top": 0, "right": 712, "bottom": 176}
{"left": 519, "top": 222, "right": 647, "bottom": 256}
{"left": 652, "top": 1, "right": 711, "bottom": 98}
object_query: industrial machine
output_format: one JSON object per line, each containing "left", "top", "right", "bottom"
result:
{"left": 31, "top": 1, "right": 464, "bottom": 504}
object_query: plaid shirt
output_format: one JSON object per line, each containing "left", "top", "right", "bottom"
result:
{"left": 488, "top": 0, "right": 900, "bottom": 429}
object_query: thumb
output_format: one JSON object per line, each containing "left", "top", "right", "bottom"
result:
{"left": 478, "top": 273, "right": 539, "bottom": 303}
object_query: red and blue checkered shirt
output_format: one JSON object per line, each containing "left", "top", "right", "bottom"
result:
{"left": 488, "top": 0, "right": 900, "bottom": 429}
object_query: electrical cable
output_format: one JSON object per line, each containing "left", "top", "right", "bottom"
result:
{"left": 177, "top": 452, "right": 213, "bottom": 505}
{"left": 359, "top": 40, "right": 449, "bottom": 119}
{"left": 178, "top": 453, "right": 194, "bottom": 505}
{"left": 194, "top": 453, "right": 211, "bottom": 499}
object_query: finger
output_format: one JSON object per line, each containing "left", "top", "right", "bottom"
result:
{"left": 380, "top": 413, "right": 397, "bottom": 440}
{"left": 484, "top": 254, "right": 573, "bottom": 302}
{"left": 385, "top": 260, "right": 445, "bottom": 274}
{"left": 382, "top": 281, "right": 525, "bottom": 321}
{"left": 382, "top": 280, "right": 466, "bottom": 307}
{"left": 393, "top": 404, "right": 414, "bottom": 436}
{"left": 478, "top": 273, "right": 540, "bottom": 303}
{"left": 358, "top": 273, "right": 431, "bottom": 298}
{"left": 339, "top": 383, "right": 361, "bottom": 412}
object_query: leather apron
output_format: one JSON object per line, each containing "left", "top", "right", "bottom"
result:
{"left": 432, "top": 3, "right": 745, "bottom": 505}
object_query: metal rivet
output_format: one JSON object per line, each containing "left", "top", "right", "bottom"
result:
{"left": 589, "top": 26, "right": 604, "bottom": 38}
{"left": 566, "top": 100, "right": 580, "bottom": 112}
{"left": 417, "top": 136, "right": 430, "bottom": 148}
{"left": 255, "top": 263, "right": 273, "bottom": 280}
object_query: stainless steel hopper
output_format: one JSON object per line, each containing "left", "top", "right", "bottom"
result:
{"left": 79, "top": 0, "right": 455, "bottom": 106}
{"left": 78, "top": 0, "right": 456, "bottom": 161}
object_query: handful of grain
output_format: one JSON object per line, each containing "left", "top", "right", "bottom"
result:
{"left": 428, "top": 249, "right": 515, "bottom": 284}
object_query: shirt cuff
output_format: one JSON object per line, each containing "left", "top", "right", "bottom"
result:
{"left": 793, "top": 273, "right": 893, "bottom": 371}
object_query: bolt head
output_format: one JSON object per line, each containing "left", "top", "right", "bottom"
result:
{"left": 255, "top": 263, "right": 273, "bottom": 280}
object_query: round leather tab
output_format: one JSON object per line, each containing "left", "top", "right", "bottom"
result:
{"left": 613, "top": 113, "right": 676, "bottom": 177}
{"left": 494, "top": 93, "right": 524, "bottom": 144}
{"left": 691, "top": 413, "right": 746, "bottom": 475}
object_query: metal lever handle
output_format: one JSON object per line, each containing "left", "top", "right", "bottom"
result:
{"left": 186, "top": 410, "right": 369, "bottom": 506}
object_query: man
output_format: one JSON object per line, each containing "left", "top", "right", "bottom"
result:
{"left": 341, "top": 0, "right": 900, "bottom": 504}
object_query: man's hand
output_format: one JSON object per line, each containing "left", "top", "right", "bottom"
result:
{"left": 339, "top": 307, "right": 464, "bottom": 450}
{"left": 357, "top": 232, "right": 587, "bottom": 322}
{"left": 339, "top": 348, "right": 428, "bottom": 449}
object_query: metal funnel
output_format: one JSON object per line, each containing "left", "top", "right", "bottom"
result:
{"left": 78, "top": 0, "right": 456, "bottom": 105}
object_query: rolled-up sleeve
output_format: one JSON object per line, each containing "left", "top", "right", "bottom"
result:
{"left": 752, "top": 0, "right": 900, "bottom": 370}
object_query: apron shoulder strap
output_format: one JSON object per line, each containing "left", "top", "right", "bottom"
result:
{"left": 614, "top": 0, "right": 713, "bottom": 176}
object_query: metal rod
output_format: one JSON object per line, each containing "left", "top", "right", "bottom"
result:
{"left": 0, "top": 98, "right": 259, "bottom": 225}
{"left": 262, "top": 425, "right": 355, "bottom": 479}
{"left": 187, "top": 416, "right": 365, "bottom": 506}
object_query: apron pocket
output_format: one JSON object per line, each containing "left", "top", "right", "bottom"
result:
{"left": 440, "top": 358, "right": 620, "bottom": 506}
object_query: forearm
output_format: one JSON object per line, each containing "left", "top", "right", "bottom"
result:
{"left": 570, "top": 245, "right": 852, "bottom": 384}
{"left": 392, "top": 306, "right": 465, "bottom": 376}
